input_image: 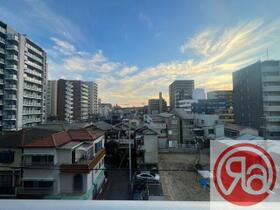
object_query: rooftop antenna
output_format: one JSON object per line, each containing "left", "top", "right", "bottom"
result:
{"left": 266, "top": 48, "right": 269, "bottom": 60}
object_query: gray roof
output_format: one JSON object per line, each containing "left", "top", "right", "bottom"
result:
{"left": 174, "top": 109, "right": 194, "bottom": 120}
{"left": 92, "top": 121, "right": 113, "bottom": 131}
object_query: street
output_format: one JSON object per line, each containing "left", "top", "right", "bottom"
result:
{"left": 101, "top": 166, "right": 131, "bottom": 200}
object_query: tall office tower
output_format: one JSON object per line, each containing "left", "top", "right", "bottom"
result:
{"left": 87, "top": 81, "right": 98, "bottom": 115}
{"left": 47, "top": 80, "right": 57, "bottom": 118}
{"left": 148, "top": 92, "right": 167, "bottom": 114}
{"left": 192, "top": 88, "right": 206, "bottom": 100}
{"left": 169, "top": 80, "right": 194, "bottom": 110}
{"left": 207, "top": 90, "right": 233, "bottom": 108}
{"left": 233, "top": 60, "right": 280, "bottom": 139}
{"left": 0, "top": 21, "right": 47, "bottom": 131}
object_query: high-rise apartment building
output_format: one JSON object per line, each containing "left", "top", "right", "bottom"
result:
{"left": 0, "top": 21, "right": 47, "bottom": 131}
{"left": 87, "top": 81, "right": 98, "bottom": 115}
{"left": 57, "top": 79, "right": 74, "bottom": 122}
{"left": 233, "top": 60, "right": 280, "bottom": 139}
{"left": 47, "top": 80, "right": 57, "bottom": 118}
{"left": 57, "top": 79, "right": 90, "bottom": 122}
{"left": 169, "top": 80, "right": 194, "bottom": 110}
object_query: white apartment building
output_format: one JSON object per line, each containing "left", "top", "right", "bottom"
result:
{"left": 0, "top": 21, "right": 47, "bottom": 131}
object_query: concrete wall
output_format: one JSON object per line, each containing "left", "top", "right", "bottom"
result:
{"left": 144, "top": 135, "right": 158, "bottom": 164}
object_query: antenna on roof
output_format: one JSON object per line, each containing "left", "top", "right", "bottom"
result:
{"left": 266, "top": 48, "right": 269, "bottom": 60}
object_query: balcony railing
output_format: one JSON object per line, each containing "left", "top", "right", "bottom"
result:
{"left": 17, "top": 187, "right": 53, "bottom": 195}
{"left": 60, "top": 148, "right": 106, "bottom": 173}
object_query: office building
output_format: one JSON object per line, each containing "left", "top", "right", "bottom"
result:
{"left": 87, "top": 81, "right": 98, "bottom": 115}
{"left": 47, "top": 80, "right": 57, "bottom": 118}
{"left": 192, "top": 88, "right": 205, "bottom": 100}
{"left": 192, "top": 99, "right": 228, "bottom": 114}
{"left": 169, "top": 80, "right": 194, "bottom": 110}
{"left": 207, "top": 90, "right": 233, "bottom": 108}
{"left": 0, "top": 21, "right": 47, "bottom": 131}
{"left": 148, "top": 92, "right": 167, "bottom": 114}
{"left": 233, "top": 60, "right": 280, "bottom": 139}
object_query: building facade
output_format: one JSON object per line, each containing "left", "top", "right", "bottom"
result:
{"left": 207, "top": 90, "right": 233, "bottom": 108}
{"left": 87, "top": 82, "right": 98, "bottom": 115}
{"left": 169, "top": 80, "right": 194, "bottom": 110}
{"left": 233, "top": 60, "right": 280, "bottom": 139}
{"left": 0, "top": 21, "right": 48, "bottom": 131}
{"left": 57, "top": 80, "right": 90, "bottom": 122}
{"left": 148, "top": 92, "right": 167, "bottom": 114}
{"left": 47, "top": 80, "right": 57, "bottom": 118}
{"left": 192, "top": 88, "right": 205, "bottom": 100}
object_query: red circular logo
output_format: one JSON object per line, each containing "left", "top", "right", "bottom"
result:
{"left": 213, "top": 143, "right": 277, "bottom": 206}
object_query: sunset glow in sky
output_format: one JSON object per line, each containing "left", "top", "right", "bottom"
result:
{"left": 1, "top": 0, "right": 280, "bottom": 106}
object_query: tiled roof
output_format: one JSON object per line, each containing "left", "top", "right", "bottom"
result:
{"left": 0, "top": 128, "right": 104, "bottom": 148}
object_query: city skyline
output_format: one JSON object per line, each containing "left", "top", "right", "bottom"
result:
{"left": 1, "top": 0, "right": 280, "bottom": 106}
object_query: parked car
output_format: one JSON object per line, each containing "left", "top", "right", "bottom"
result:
{"left": 136, "top": 172, "right": 160, "bottom": 182}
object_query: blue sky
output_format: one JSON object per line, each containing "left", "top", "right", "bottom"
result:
{"left": 1, "top": 0, "right": 280, "bottom": 106}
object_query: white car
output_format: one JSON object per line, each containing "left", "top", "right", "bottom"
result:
{"left": 136, "top": 172, "right": 160, "bottom": 182}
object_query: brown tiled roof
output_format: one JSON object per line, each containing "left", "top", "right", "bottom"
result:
{"left": 0, "top": 128, "right": 104, "bottom": 148}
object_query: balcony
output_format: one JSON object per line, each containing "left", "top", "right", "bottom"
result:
{"left": 263, "top": 96, "right": 280, "bottom": 102}
{"left": 7, "top": 34, "right": 19, "bottom": 42}
{"left": 23, "top": 118, "right": 42, "bottom": 124}
{"left": 24, "top": 85, "right": 42, "bottom": 92}
{"left": 5, "top": 94, "right": 17, "bottom": 100}
{"left": 265, "top": 116, "right": 280, "bottom": 122}
{"left": 264, "top": 106, "right": 280, "bottom": 112}
{"left": 23, "top": 103, "right": 42, "bottom": 107}
{"left": 25, "top": 68, "right": 42, "bottom": 78}
{"left": 3, "top": 115, "right": 16, "bottom": 120}
{"left": 0, "top": 58, "right": 4, "bottom": 64}
{"left": 5, "top": 84, "right": 17, "bottom": 90}
{"left": 23, "top": 110, "right": 42, "bottom": 115}
{"left": 6, "top": 54, "right": 18, "bottom": 61}
{"left": 23, "top": 94, "right": 42, "bottom": 99}
{"left": 0, "top": 37, "right": 5, "bottom": 44}
{"left": 0, "top": 26, "right": 6, "bottom": 34}
{"left": 17, "top": 187, "right": 53, "bottom": 195}
{"left": 61, "top": 148, "right": 106, "bottom": 173}
{"left": 0, "top": 79, "right": 4, "bottom": 84}
{"left": 4, "top": 105, "right": 17, "bottom": 110}
{"left": 6, "top": 45, "right": 19, "bottom": 52}
{"left": 6, "top": 74, "right": 17, "bottom": 80}
{"left": 0, "top": 68, "right": 4, "bottom": 74}
{"left": 6, "top": 64, "right": 18, "bottom": 71}
{"left": 2, "top": 125, "right": 16, "bottom": 131}
{"left": 262, "top": 76, "right": 280, "bottom": 82}
{"left": 266, "top": 126, "right": 280, "bottom": 132}
{"left": 263, "top": 85, "right": 280, "bottom": 92}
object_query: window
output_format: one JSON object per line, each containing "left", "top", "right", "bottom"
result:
{"left": 95, "top": 141, "right": 102, "bottom": 153}
{"left": 73, "top": 174, "right": 83, "bottom": 192}
{"left": 0, "top": 151, "right": 14, "bottom": 163}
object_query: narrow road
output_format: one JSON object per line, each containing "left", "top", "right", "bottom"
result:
{"left": 101, "top": 166, "right": 131, "bottom": 200}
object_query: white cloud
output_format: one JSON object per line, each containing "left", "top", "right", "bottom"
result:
{"left": 119, "top": 66, "right": 138, "bottom": 77}
{"left": 50, "top": 37, "right": 76, "bottom": 55}
{"left": 48, "top": 19, "right": 280, "bottom": 106}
